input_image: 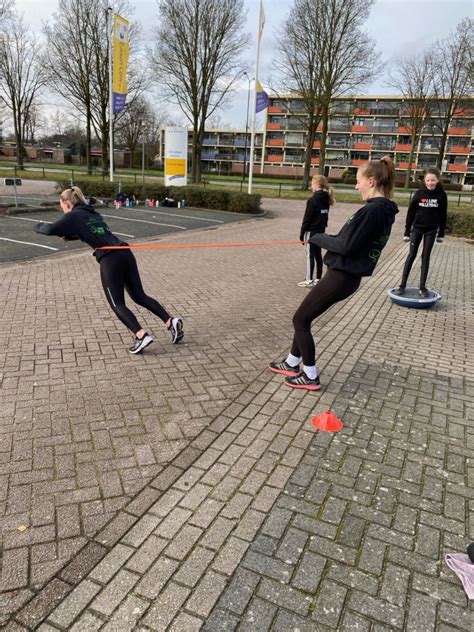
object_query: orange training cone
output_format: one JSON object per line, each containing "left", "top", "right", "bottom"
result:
{"left": 311, "top": 411, "right": 343, "bottom": 432}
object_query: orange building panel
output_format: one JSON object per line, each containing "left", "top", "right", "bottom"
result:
{"left": 354, "top": 143, "right": 372, "bottom": 150}
{"left": 448, "top": 127, "right": 469, "bottom": 135}
{"left": 313, "top": 141, "right": 321, "bottom": 148}
{"left": 396, "top": 143, "right": 412, "bottom": 151}
{"left": 268, "top": 106, "right": 282, "bottom": 113}
{"left": 351, "top": 159, "right": 367, "bottom": 166}
{"left": 267, "top": 154, "right": 283, "bottom": 162}
{"left": 447, "top": 164, "right": 467, "bottom": 172}
{"left": 449, "top": 146, "right": 470, "bottom": 154}
{"left": 268, "top": 139, "right": 284, "bottom": 146}
{"left": 398, "top": 162, "right": 417, "bottom": 169}
{"left": 351, "top": 126, "right": 369, "bottom": 133}
{"left": 397, "top": 126, "right": 411, "bottom": 134}
{"left": 267, "top": 123, "right": 281, "bottom": 130}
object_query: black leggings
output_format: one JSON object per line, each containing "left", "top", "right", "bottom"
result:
{"left": 291, "top": 267, "right": 361, "bottom": 366}
{"left": 304, "top": 230, "right": 323, "bottom": 280}
{"left": 99, "top": 250, "right": 170, "bottom": 334}
{"left": 401, "top": 230, "right": 436, "bottom": 288}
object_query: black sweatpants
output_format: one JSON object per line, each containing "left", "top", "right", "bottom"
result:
{"left": 99, "top": 250, "right": 170, "bottom": 334}
{"left": 290, "top": 267, "right": 361, "bottom": 366}
{"left": 401, "top": 229, "right": 436, "bottom": 288}
{"left": 303, "top": 230, "right": 324, "bottom": 280}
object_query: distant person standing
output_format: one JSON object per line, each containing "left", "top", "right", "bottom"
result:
{"left": 395, "top": 168, "right": 447, "bottom": 297}
{"left": 34, "top": 186, "right": 184, "bottom": 354}
{"left": 297, "top": 175, "right": 335, "bottom": 288}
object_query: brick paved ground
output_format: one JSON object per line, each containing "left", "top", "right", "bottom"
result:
{"left": 1, "top": 197, "right": 473, "bottom": 630}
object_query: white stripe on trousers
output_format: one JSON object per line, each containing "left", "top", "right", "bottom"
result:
{"left": 304, "top": 231, "right": 312, "bottom": 281}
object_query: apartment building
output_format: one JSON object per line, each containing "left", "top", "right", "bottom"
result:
{"left": 263, "top": 95, "right": 474, "bottom": 185}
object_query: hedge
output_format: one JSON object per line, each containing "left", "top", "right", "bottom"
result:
{"left": 446, "top": 210, "right": 474, "bottom": 239}
{"left": 56, "top": 180, "right": 261, "bottom": 214}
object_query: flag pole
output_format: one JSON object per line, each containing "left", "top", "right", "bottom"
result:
{"left": 108, "top": 8, "right": 114, "bottom": 183}
{"left": 248, "top": 0, "right": 264, "bottom": 194}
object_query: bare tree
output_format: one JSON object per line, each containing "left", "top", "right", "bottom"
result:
{"left": 429, "top": 18, "right": 473, "bottom": 171}
{"left": 0, "top": 13, "right": 46, "bottom": 168}
{"left": 388, "top": 52, "right": 434, "bottom": 187}
{"left": 274, "top": 0, "right": 377, "bottom": 188}
{"left": 115, "top": 96, "right": 170, "bottom": 167}
{"left": 151, "top": 0, "right": 249, "bottom": 182}
{"left": 44, "top": 0, "right": 147, "bottom": 175}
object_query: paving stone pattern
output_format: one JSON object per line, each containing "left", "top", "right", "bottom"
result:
{"left": 1, "top": 198, "right": 472, "bottom": 630}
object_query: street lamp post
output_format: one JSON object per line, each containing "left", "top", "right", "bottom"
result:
{"left": 242, "top": 72, "right": 252, "bottom": 182}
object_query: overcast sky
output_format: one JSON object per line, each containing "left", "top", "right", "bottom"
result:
{"left": 9, "top": 0, "right": 474, "bottom": 130}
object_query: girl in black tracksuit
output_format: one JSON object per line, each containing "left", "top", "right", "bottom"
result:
{"left": 395, "top": 168, "right": 447, "bottom": 297}
{"left": 270, "top": 157, "right": 398, "bottom": 391}
{"left": 34, "top": 186, "right": 184, "bottom": 354}
{"left": 298, "top": 175, "right": 335, "bottom": 287}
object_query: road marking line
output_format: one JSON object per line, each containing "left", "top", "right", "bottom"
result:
{"left": 0, "top": 238, "right": 59, "bottom": 250}
{"left": 114, "top": 207, "right": 224, "bottom": 223}
{"left": 101, "top": 214, "right": 186, "bottom": 230}
{"left": 6, "top": 216, "right": 51, "bottom": 223}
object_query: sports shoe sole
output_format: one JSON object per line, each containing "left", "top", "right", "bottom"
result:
{"left": 171, "top": 319, "right": 184, "bottom": 344}
{"left": 268, "top": 364, "right": 300, "bottom": 377}
{"left": 284, "top": 381, "right": 321, "bottom": 391}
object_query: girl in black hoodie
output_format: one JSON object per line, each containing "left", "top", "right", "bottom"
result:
{"left": 395, "top": 168, "right": 447, "bottom": 297}
{"left": 34, "top": 186, "right": 184, "bottom": 354}
{"left": 297, "top": 175, "right": 335, "bottom": 288}
{"left": 269, "top": 156, "right": 398, "bottom": 391}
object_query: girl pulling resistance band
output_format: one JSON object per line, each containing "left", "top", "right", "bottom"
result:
{"left": 34, "top": 186, "right": 184, "bottom": 354}
{"left": 270, "top": 156, "right": 398, "bottom": 390}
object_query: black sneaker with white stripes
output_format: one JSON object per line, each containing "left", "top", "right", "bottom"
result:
{"left": 268, "top": 360, "right": 300, "bottom": 377}
{"left": 284, "top": 371, "right": 321, "bottom": 391}
{"left": 129, "top": 333, "right": 154, "bottom": 354}
{"left": 169, "top": 317, "right": 184, "bottom": 344}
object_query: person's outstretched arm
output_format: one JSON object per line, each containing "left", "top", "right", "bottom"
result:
{"left": 310, "top": 207, "right": 381, "bottom": 256}
{"left": 34, "top": 214, "right": 79, "bottom": 240}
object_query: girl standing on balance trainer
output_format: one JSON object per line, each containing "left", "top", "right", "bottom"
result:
{"left": 34, "top": 186, "right": 184, "bottom": 354}
{"left": 394, "top": 167, "right": 447, "bottom": 298}
{"left": 269, "top": 156, "right": 398, "bottom": 390}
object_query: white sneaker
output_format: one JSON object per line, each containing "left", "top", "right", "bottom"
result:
{"left": 129, "top": 333, "right": 154, "bottom": 354}
{"left": 297, "top": 280, "right": 313, "bottom": 288}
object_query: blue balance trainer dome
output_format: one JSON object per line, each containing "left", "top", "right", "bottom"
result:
{"left": 387, "top": 287, "right": 441, "bottom": 309}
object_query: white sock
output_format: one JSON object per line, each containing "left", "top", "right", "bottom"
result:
{"left": 286, "top": 353, "right": 301, "bottom": 367}
{"left": 303, "top": 365, "right": 317, "bottom": 380}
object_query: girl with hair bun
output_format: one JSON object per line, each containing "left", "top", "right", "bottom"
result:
{"left": 269, "top": 156, "right": 398, "bottom": 391}
{"left": 297, "top": 174, "right": 335, "bottom": 288}
{"left": 34, "top": 186, "right": 184, "bottom": 354}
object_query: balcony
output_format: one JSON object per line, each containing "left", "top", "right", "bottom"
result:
{"left": 395, "top": 143, "right": 412, "bottom": 152}
{"left": 267, "top": 122, "right": 281, "bottom": 130}
{"left": 268, "top": 139, "right": 284, "bottom": 147}
{"left": 448, "top": 127, "right": 469, "bottom": 135}
{"left": 447, "top": 146, "right": 470, "bottom": 154}
{"left": 268, "top": 106, "right": 282, "bottom": 113}
{"left": 267, "top": 154, "right": 283, "bottom": 163}
{"left": 351, "top": 125, "right": 369, "bottom": 133}
{"left": 447, "top": 164, "right": 467, "bottom": 172}
{"left": 354, "top": 142, "right": 372, "bottom": 150}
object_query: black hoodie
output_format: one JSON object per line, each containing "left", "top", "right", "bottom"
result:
{"left": 310, "top": 197, "right": 399, "bottom": 277}
{"left": 404, "top": 184, "right": 447, "bottom": 238}
{"left": 299, "top": 190, "right": 329, "bottom": 240}
{"left": 34, "top": 203, "right": 126, "bottom": 262}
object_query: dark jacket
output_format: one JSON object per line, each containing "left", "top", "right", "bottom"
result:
{"left": 310, "top": 197, "right": 399, "bottom": 277}
{"left": 299, "top": 190, "right": 329, "bottom": 241}
{"left": 404, "top": 185, "right": 447, "bottom": 238}
{"left": 34, "top": 203, "right": 126, "bottom": 262}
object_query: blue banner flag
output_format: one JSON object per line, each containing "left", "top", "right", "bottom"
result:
{"left": 255, "top": 79, "right": 269, "bottom": 113}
